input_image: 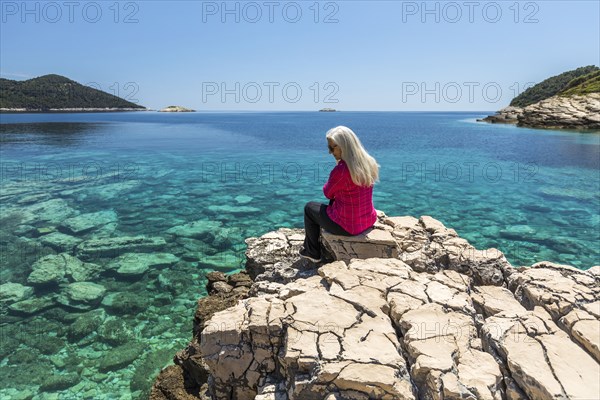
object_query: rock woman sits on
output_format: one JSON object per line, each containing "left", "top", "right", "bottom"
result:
{"left": 300, "top": 126, "right": 380, "bottom": 263}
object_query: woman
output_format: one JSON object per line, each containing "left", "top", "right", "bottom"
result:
{"left": 300, "top": 126, "right": 380, "bottom": 263}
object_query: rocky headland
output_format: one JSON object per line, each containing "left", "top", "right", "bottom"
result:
{"left": 479, "top": 65, "right": 600, "bottom": 130}
{"left": 150, "top": 211, "right": 600, "bottom": 400}
{"left": 479, "top": 93, "right": 600, "bottom": 130}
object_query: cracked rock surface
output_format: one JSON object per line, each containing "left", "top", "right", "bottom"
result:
{"left": 160, "top": 213, "right": 600, "bottom": 400}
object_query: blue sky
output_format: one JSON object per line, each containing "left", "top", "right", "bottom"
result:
{"left": 1, "top": 0, "right": 599, "bottom": 111}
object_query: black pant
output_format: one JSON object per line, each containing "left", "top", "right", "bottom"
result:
{"left": 303, "top": 199, "right": 352, "bottom": 258}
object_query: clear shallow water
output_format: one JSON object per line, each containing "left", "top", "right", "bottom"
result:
{"left": 0, "top": 111, "right": 598, "bottom": 398}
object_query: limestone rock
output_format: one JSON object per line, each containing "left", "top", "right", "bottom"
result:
{"left": 507, "top": 261, "right": 600, "bottom": 362}
{"left": 76, "top": 235, "right": 166, "bottom": 259}
{"left": 27, "top": 254, "right": 68, "bottom": 285}
{"left": 65, "top": 257, "right": 103, "bottom": 282}
{"left": 472, "top": 285, "right": 526, "bottom": 317}
{"left": 480, "top": 93, "right": 600, "bottom": 130}
{"left": 39, "top": 231, "right": 83, "bottom": 252}
{"left": 59, "top": 210, "right": 118, "bottom": 234}
{"left": 159, "top": 106, "right": 195, "bottom": 112}
{"left": 58, "top": 282, "right": 106, "bottom": 310}
{"left": 478, "top": 106, "right": 523, "bottom": 124}
{"left": 166, "top": 220, "right": 222, "bottom": 239}
{"left": 160, "top": 215, "right": 600, "bottom": 400}
{"left": 321, "top": 214, "right": 511, "bottom": 285}
{"left": 200, "top": 259, "right": 417, "bottom": 399}
{"left": 20, "top": 198, "right": 79, "bottom": 224}
{"left": 108, "top": 252, "right": 180, "bottom": 277}
{"left": 8, "top": 295, "right": 56, "bottom": 315}
{"left": 101, "top": 291, "right": 150, "bottom": 314}
{"left": 518, "top": 93, "right": 600, "bottom": 129}
{"left": 321, "top": 224, "right": 398, "bottom": 264}
{"left": 243, "top": 228, "right": 325, "bottom": 290}
{"left": 27, "top": 253, "right": 103, "bottom": 285}
{"left": 65, "top": 281, "right": 106, "bottom": 302}
{"left": 99, "top": 343, "right": 145, "bottom": 371}
{"left": 482, "top": 308, "right": 600, "bottom": 399}
{"left": 0, "top": 282, "right": 34, "bottom": 305}
{"left": 149, "top": 364, "right": 206, "bottom": 399}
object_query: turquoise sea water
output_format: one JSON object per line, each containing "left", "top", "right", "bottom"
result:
{"left": 0, "top": 111, "right": 599, "bottom": 398}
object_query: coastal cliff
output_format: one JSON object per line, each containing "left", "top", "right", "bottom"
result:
{"left": 479, "top": 66, "right": 600, "bottom": 130}
{"left": 150, "top": 212, "right": 600, "bottom": 400}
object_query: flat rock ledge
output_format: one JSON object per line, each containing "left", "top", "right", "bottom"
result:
{"left": 151, "top": 212, "right": 600, "bottom": 400}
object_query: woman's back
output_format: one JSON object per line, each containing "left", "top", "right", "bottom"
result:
{"left": 323, "top": 159, "right": 377, "bottom": 235}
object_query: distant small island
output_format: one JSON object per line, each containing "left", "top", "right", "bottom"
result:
{"left": 319, "top": 107, "right": 337, "bottom": 112}
{"left": 158, "top": 106, "right": 195, "bottom": 112}
{"left": 478, "top": 65, "right": 600, "bottom": 130}
{"left": 0, "top": 74, "right": 146, "bottom": 113}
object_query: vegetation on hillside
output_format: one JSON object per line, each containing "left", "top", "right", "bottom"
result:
{"left": 558, "top": 70, "right": 600, "bottom": 97}
{"left": 0, "top": 74, "right": 145, "bottom": 110}
{"left": 510, "top": 65, "right": 599, "bottom": 107}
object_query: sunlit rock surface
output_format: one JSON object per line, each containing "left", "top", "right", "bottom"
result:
{"left": 155, "top": 212, "right": 599, "bottom": 400}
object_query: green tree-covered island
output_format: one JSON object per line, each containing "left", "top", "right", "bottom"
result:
{"left": 0, "top": 74, "right": 147, "bottom": 112}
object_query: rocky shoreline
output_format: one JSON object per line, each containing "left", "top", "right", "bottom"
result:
{"left": 479, "top": 93, "right": 600, "bottom": 130}
{"left": 150, "top": 212, "right": 599, "bottom": 400}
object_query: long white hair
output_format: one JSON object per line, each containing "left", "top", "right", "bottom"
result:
{"left": 326, "top": 126, "right": 380, "bottom": 187}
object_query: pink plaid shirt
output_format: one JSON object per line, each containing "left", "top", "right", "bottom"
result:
{"left": 323, "top": 159, "right": 377, "bottom": 235}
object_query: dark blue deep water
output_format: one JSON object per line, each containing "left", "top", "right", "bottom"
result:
{"left": 0, "top": 111, "right": 598, "bottom": 398}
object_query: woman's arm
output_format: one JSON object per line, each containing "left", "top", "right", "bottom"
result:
{"left": 323, "top": 164, "right": 346, "bottom": 199}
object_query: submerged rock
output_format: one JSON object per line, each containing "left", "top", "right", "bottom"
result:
{"left": 59, "top": 210, "right": 118, "bottom": 234}
{"left": 58, "top": 281, "right": 106, "bottom": 309}
{"left": 67, "top": 309, "right": 107, "bottom": 342}
{"left": 108, "top": 252, "right": 180, "bottom": 277}
{"left": 234, "top": 195, "right": 253, "bottom": 204}
{"left": 39, "top": 374, "right": 79, "bottom": 391}
{"left": 99, "top": 343, "right": 145, "bottom": 372}
{"left": 98, "top": 317, "right": 136, "bottom": 345}
{"left": 101, "top": 291, "right": 151, "bottom": 314}
{"left": 39, "top": 231, "right": 83, "bottom": 252}
{"left": 27, "top": 253, "right": 103, "bottom": 285}
{"left": 27, "top": 254, "right": 68, "bottom": 285}
{"left": 76, "top": 235, "right": 167, "bottom": 259}
{"left": 207, "top": 204, "right": 261, "bottom": 215}
{"left": 20, "top": 198, "right": 79, "bottom": 224}
{"left": 8, "top": 295, "right": 56, "bottom": 315}
{"left": 166, "top": 220, "right": 223, "bottom": 239}
{"left": 0, "top": 282, "right": 34, "bottom": 305}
